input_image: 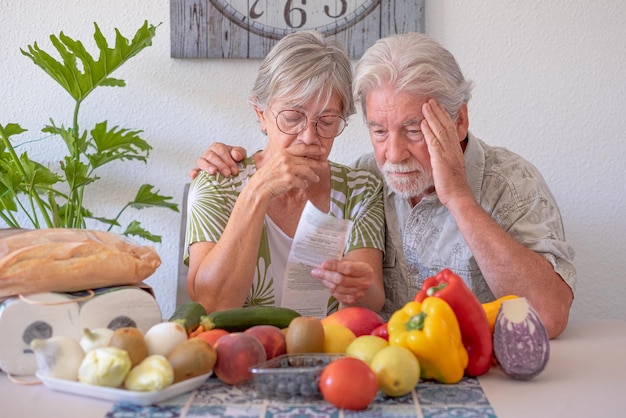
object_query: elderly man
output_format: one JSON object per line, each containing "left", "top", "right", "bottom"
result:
{"left": 191, "top": 33, "right": 576, "bottom": 338}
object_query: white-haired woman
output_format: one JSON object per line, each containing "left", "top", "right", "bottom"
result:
{"left": 184, "top": 31, "right": 385, "bottom": 316}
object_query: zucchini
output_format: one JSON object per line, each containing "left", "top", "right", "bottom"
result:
{"left": 200, "top": 306, "right": 301, "bottom": 332}
{"left": 169, "top": 301, "right": 207, "bottom": 334}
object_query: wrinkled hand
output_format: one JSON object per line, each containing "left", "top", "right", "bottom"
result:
{"left": 421, "top": 99, "right": 472, "bottom": 207}
{"left": 189, "top": 142, "right": 247, "bottom": 179}
{"left": 188, "top": 142, "right": 330, "bottom": 180}
{"left": 311, "top": 259, "right": 373, "bottom": 305}
{"left": 247, "top": 144, "right": 329, "bottom": 199}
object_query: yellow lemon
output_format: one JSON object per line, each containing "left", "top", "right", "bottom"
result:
{"left": 345, "top": 335, "right": 389, "bottom": 365}
{"left": 322, "top": 323, "right": 356, "bottom": 353}
{"left": 370, "top": 345, "right": 420, "bottom": 397}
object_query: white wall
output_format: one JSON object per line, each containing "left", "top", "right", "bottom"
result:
{"left": 2, "top": 0, "right": 625, "bottom": 323}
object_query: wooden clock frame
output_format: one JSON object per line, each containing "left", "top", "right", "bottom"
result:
{"left": 170, "top": 0, "right": 425, "bottom": 59}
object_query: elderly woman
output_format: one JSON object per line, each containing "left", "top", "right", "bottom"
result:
{"left": 184, "top": 31, "right": 385, "bottom": 316}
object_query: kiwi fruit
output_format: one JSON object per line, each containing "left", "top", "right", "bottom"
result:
{"left": 108, "top": 327, "right": 147, "bottom": 367}
{"left": 285, "top": 316, "right": 325, "bottom": 354}
{"left": 167, "top": 338, "right": 217, "bottom": 383}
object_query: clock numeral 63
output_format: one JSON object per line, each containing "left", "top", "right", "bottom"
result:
{"left": 250, "top": 0, "right": 349, "bottom": 29}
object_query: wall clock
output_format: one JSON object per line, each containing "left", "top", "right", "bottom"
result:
{"left": 208, "top": 0, "right": 381, "bottom": 39}
{"left": 170, "top": 0, "right": 425, "bottom": 59}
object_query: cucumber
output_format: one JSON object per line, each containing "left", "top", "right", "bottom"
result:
{"left": 200, "top": 306, "right": 301, "bottom": 332}
{"left": 169, "top": 301, "right": 207, "bottom": 334}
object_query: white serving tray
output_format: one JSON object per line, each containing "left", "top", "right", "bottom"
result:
{"left": 36, "top": 371, "right": 211, "bottom": 406}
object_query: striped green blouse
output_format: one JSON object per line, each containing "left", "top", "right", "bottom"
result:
{"left": 184, "top": 156, "right": 385, "bottom": 313}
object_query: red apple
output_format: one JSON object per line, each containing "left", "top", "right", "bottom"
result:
{"left": 321, "top": 306, "right": 385, "bottom": 337}
{"left": 244, "top": 325, "right": 286, "bottom": 360}
{"left": 370, "top": 322, "right": 389, "bottom": 341}
{"left": 213, "top": 332, "right": 267, "bottom": 385}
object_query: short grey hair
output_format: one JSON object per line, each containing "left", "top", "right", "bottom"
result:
{"left": 354, "top": 32, "right": 473, "bottom": 120}
{"left": 250, "top": 31, "right": 355, "bottom": 119}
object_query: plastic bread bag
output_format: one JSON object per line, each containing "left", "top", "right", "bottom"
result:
{"left": 0, "top": 228, "right": 161, "bottom": 298}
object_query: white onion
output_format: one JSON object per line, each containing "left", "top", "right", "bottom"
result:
{"left": 143, "top": 322, "right": 188, "bottom": 357}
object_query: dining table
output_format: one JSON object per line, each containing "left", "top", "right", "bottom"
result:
{"left": 2, "top": 319, "right": 625, "bottom": 418}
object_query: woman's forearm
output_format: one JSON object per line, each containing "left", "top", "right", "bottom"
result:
{"left": 187, "top": 187, "right": 270, "bottom": 311}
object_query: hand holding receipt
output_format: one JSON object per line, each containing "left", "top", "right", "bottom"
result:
{"left": 281, "top": 201, "right": 353, "bottom": 317}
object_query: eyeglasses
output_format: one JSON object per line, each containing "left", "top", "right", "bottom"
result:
{"left": 272, "top": 109, "right": 347, "bottom": 139}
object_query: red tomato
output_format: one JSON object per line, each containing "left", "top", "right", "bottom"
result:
{"left": 193, "top": 329, "right": 229, "bottom": 347}
{"left": 319, "top": 357, "right": 378, "bottom": 410}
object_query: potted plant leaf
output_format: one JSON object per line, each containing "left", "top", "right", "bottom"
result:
{"left": 0, "top": 20, "right": 178, "bottom": 242}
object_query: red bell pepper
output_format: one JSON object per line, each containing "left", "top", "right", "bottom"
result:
{"left": 414, "top": 268, "right": 493, "bottom": 376}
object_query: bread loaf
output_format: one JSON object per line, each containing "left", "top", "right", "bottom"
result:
{"left": 0, "top": 229, "right": 161, "bottom": 298}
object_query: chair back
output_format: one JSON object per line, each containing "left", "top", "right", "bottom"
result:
{"left": 176, "top": 183, "right": 192, "bottom": 306}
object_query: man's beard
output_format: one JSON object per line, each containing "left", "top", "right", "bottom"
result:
{"left": 381, "top": 160, "right": 434, "bottom": 200}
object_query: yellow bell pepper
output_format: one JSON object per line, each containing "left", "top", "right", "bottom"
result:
{"left": 388, "top": 298, "right": 468, "bottom": 384}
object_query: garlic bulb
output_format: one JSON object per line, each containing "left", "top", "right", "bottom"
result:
{"left": 80, "top": 328, "right": 114, "bottom": 353}
{"left": 30, "top": 336, "right": 86, "bottom": 381}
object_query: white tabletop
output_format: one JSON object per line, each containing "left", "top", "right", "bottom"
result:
{"left": 480, "top": 319, "right": 626, "bottom": 416}
{"left": 2, "top": 319, "right": 626, "bottom": 418}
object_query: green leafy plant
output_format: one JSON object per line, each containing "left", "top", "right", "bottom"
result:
{"left": 0, "top": 21, "right": 178, "bottom": 242}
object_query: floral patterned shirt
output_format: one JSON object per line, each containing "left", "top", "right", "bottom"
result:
{"left": 184, "top": 157, "right": 385, "bottom": 313}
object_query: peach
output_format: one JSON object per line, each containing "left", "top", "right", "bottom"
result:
{"left": 213, "top": 332, "right": 266, "bottom": 385}
{"left": 244, "top": 325, "right": 286, "bottom": 360}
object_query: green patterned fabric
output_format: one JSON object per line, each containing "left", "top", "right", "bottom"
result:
{"left": 184, "top": 156, "right": 385, "bottom": 312}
